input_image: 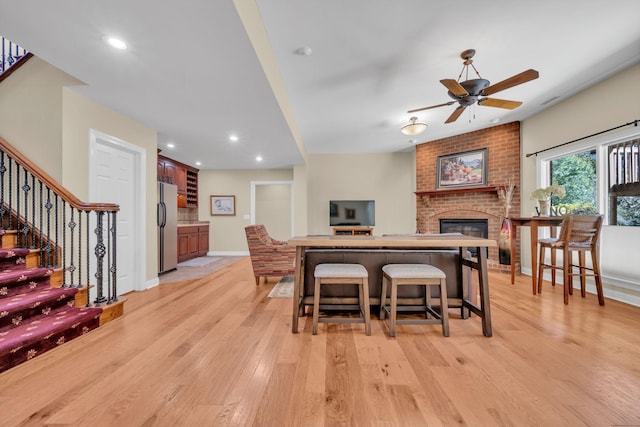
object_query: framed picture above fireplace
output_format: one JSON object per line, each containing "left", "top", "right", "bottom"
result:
{"left": 436, "top": 148, "right": 487, "bottom": 190}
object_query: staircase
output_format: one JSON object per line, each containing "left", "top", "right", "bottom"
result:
{"left": 0, "top": 36, "right": 124, "bottom": 373}
{"left": 0, "top": 232, "right": 103, "bottom": 373}
{"left": 0, "top": 137, "right": 124, "bottom": 373}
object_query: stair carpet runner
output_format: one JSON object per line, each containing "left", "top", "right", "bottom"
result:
{"left": 0, "top": 246, "right": 102, "bottom": 373}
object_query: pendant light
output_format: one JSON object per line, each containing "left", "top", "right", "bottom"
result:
{"left": 401, "top": 117, "right": 427, "bottom": 135}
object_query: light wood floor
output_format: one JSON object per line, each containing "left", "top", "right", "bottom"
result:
{"left": 1, "top": 257, "right": 639, "bottom": 426}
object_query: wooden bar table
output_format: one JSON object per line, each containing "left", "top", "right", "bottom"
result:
{"left": 508, "top": 217, "right": 564, "bottom": 294}
{"left": 288, "top": 234, "right": 497, "bottom": 337}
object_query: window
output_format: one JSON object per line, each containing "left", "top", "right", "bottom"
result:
{"left": 550, "top": 150, "right": 597, "bottom": 214}
{"left": 608, "top": 140, "right": 640, "bottom": 225}
{"left": 536, "top": 128, "right": 640, "bottom": 226}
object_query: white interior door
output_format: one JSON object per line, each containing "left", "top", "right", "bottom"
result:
{"left": 89, "top": 130, "right": 145, "bottom": 295}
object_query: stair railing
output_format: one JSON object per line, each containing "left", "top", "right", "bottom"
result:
{"left": 1, "top": 36, "right": 33, "bottom": 84}
{"left": 0, "top": 136, "right": 119, "bottom": 306}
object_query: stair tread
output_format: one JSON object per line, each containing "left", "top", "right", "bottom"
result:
{"left": 0, "top": 305, "right": 103, "bottom": 355}
{"left": 0, "top": 267, "right": 53, "bottom": 287}
{"left": 0, "top": 248, "right": 30, "bottom": 258}
{"left": 0, "top": 286, "right": 78, "bottom": 316}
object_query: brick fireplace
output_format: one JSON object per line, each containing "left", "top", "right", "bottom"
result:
{"left": 415, "top": 121, "right": 521, "bottom": 271}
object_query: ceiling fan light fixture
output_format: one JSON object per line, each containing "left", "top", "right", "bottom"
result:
{"left": 401, "top": 117, "right": 427, "bottom": 135}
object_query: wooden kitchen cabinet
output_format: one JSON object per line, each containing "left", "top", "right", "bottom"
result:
{"left": 178, "top": 226, "right": 198, "bottom": 263}
{"left": 178, "top": 224, "right": 210, "bottom": 262}
{"left": 198, "top": 225, "right": 209, "bottom": 256}
{"left": 157, "top": 157, "right": 177, "bottom": 186}
{"left": 175, "top": 167, "right": 187, "bottom": 195}
{"left": 158, "top": 154, "right": 199, "bottom": 208}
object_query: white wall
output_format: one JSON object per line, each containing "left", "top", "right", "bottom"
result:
{"left": 202, "top": 151, "right": 416, "bottom": 252}
{"left": 0, "top": 57, "right": 81, "bottom": 181}
{"left": 521, "top": 63, "right": 640, "bottom": 304}
{"left": 0, "top": 58, "right": 159, "bottom": 284}
{"left": 198, "top": 168, "right": 294, "bottom": 253}
{"left": 307, "top": 152, "right": 415, "bottom": 235}
{"left": 255, "top": 183, "right": 292, "bottom": 241}
{"left": 61, "top": 89, "right": 158, "bottom": 283}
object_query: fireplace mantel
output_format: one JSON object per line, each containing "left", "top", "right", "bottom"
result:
{"left": 415, "top": 186, "right": 498, "bottom": 197}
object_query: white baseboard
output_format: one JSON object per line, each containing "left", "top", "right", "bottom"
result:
{"left": 144, "top": 278, "right": 159, "bottom": 290}
{"left": 209, "top": 251, "right": 249, "bottom": 256}
{"left": 521, "top": 267, "right": 640, "bottom": 307}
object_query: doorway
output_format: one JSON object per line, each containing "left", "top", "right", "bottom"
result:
{"left": 89, "top": 130, "right": 146, "bottom": 295}
{"left": 251, "top": 181, "right": 294, "bottom": 240}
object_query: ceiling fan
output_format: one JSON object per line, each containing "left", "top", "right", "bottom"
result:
{"left": 408, "top": 49, "right": 539, "bottom": 124}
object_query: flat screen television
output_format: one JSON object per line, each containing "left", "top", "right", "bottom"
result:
{"left": 329, "top": 200, "right": 375, "bottom": 226}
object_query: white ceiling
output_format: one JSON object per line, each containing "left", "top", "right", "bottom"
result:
{"left": 1, "top": 0, "right": 639, "bottom": 170}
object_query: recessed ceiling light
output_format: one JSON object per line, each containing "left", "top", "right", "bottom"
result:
{"left": 489, "top": 118, "right": 500, "bottom": 124}
{"left": 229, "top": 135, "right": 239, "bottom": 142}
{"left": 409, "top": 139, "right": 417, "bottom": 144}
{"left": 256, "top": 156, "right": 263, "bottom": 162}
{"left": 195, "top": 161, "right": 201, "bottom": 166}
{"left": 167, "top": 143, "right": 175, "bottom": 148}
{"left": 103, "top": 36, "right": 127, "bottom": 50}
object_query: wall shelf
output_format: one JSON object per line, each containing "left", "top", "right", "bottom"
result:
{"left": 415, "top": 186, "right": 498, "bottom": 197}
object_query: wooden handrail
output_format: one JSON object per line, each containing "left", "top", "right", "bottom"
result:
{"left": 0, "top": 136, "right": 119, "bottom": 212}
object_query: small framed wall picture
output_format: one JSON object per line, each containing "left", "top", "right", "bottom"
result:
{"left": 210, "top": 195, "right": 236, "bottom": 216}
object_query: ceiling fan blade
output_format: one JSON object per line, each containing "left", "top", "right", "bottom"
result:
{"left": 407, "top": 101, "right": 456, "bottom": 114}
{"left": 440, "top": 79, "right": 468, "bottom": 97}
{"left": 445, "top": 106, "right": 466, "bottom": 123}
{"left": 481, "top": 69, "right": 539, "bottom": 96}
{"left": 478, "top": 98, "right": 523, "bottom": 109}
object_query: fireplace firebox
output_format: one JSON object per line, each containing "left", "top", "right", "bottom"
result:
{"left": 440, "top": 219, "right": 489, "bottom": 257}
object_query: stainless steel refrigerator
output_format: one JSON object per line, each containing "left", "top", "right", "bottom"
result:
{"left": 157, "top": 182, "right": 178, "bottom": 274}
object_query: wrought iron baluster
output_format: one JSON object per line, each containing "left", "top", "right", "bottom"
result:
{"left": 0, "top": 152, "right": 5, "bottom": 229}
{"left": 31, "top": 175, "right": 36, "bottom": 248}
{"left": 7, "top": 158, "right": 12, "bottom": 230}
{"left": 8, "top": 41, "right": 14, "bottom": 66}
{"left": 68, "top": 207, "right": 76, "bottom": 287}
{"left": 53, "top": 195, "right": 58, "bottom": 268}
{"left": 44, "top": 187, "right": 53, "bottom": 267}
{"left": 21, "top": 168, "right": 31, "bottom": 247}
{"left": 62, "top": 200, "right": 66, "bottom": 285}
{"left": 7, "top": 157, "right": 12, "bottom": 230}
{"left": 106, "top": 212, "right": 111, "bottom": 303}
{"left": 86, "top": 211, "right": 90, "bottom": 307}
{"left": 38, "top": 182, "right": 43, "bottom": 266}
{"left": 77, "top": 211, "right": 82, "bottom": 288}
{"left": 16, "top": 164, "right": 21, "bottom": 245}
{"left": 94, "top": 211, "right": 107, "bottom": 305}
{"left": 110, "top": 211, "right": 118, "bottom": 302}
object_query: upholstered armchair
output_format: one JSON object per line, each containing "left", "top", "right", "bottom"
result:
{"left": 244, "top": 224, "right": 296, "bottom": 285}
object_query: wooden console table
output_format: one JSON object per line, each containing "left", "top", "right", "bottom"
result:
{"left": 332, "top": 226, "right": 373, "bottom": 236}
{"left": 288, "top": 234, "right": 497, "bottom": 337}
{"left": 508, "top": 217, "right": 564, "bottom": 294}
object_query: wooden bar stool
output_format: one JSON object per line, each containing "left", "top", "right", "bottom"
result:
{"left": 380, "top": 264, "right": 449, "bottom": 337}
{"left": 312, "top": 263, "right": 371, "bottom": 336}
{"left": 537, "top": 214, "right": 605, "bottom": 305}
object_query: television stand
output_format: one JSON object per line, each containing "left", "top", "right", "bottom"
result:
{"left": 333, "top": 226, "right": 373, "bottom": 236}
